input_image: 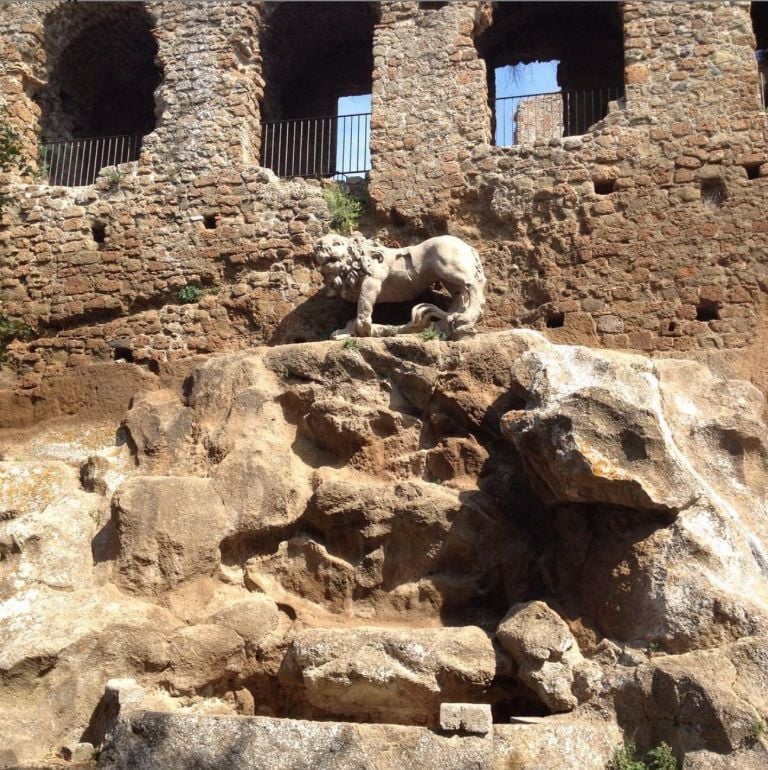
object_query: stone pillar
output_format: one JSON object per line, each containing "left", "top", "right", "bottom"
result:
{"left": 0, "top": 3, "right": 52, "bottom": 174}
{"left": 368, "top": 1, "right": 491, "bottom": 228}
{"left": 144, "top": 2, "right": 263, "bottom": 172}
{"left": 514, "top": 94, "right": 563, "bottom": 145}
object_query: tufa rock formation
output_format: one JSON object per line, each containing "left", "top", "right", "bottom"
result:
{"left": 1, "top": 330, "right": 768, "bottom": 768}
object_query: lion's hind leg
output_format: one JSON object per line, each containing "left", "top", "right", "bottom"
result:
{"left": 442, "top": 281, "right": 484, "bottom": 339}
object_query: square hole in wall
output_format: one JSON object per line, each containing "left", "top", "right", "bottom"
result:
{"left": 91, "top": 221, "right": 106, "bottom": 244}
{"left": 203, "top": 214, "right": 218, "bottom": 230}
{"left": 696, "top": 300, "right": 720, "bottom": 322}
{"left": 700, "top": 178, "right": 726, "bottom": 207}
{"left": 593, "top": 178, "right": 616, "bottom": 195}
{"left": 743, "top": 162, "right": 762, "bottom": 180}
{"left": 113, "top": 346, "right": 134, "bottom": 363}
{"left": 546, "top": 312, "right": 565, "bottom": 328}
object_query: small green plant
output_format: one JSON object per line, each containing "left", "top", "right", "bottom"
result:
{"left": 646, "top": 641, "right": 661, "bottom": 655}
{"left": 746, "top": 719, "right": 766, "bottom": 746}
{"left": 608, "top": 742, "right": 646, "bottom": 770}
{"left": 646, "top": 743, "right": 678, "bottom": 770}
{"left": 419, "top": 326, "right": 447, "bottom": 342}
{"left": 608, "top": 741, "right": 679, "bottom": 770}
{"left": 342, "top": 338, "right": 359, "bottom": 351}
{"left": 0, "top": 314, "right": 33, "bottom": 362}
{"left": 323, "top": 182, "right": 363, "bottom": 234}
{"left": 177, "top": 283, "right": 205, "bottom": 304}
{"left": 0, "top": 110, "right": 25, "bottom": 217}
{"left": 105, "top": 167, "right": 123, "bottom": 190}
{"left": 33, "top": 134, "right": 50, "bottom": 181}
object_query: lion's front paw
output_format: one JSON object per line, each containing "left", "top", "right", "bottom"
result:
{"left": 330, "top": 328, "right": 353, "bottom": 340}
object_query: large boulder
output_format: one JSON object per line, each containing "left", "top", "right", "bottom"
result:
{"left": 501, "top": 344, "right": 697, "bottom": 513}
{"left": 496, "top": 601, "right": 600, "bottom": 712}
{"left": 283, "top": 626, "right": 496, "bottom": 724}
{"left": 501, "top": 336, "right": 768, "bottom": 650}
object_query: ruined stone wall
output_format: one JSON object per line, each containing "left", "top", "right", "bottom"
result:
{"left": 1, "top": 2, "right": 768, "bottom": 391}
{"left": 0, "top": 2, "right": 263, "bottom": 172}
{"left": 371, "top": 1, "right": 768, "bottom": 356}
{"left": 369, "top": 2, "right": 491, "bottom": 227}
{"left": 513, "top": 95, "right": 563, "bottom": 146}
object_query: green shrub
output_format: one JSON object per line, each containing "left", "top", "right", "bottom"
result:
{"left": 323, "top": 183, "right": 363, "bottom": 234}
{"left": 105, "top": 167, "right": 123, "bottom": 190}
{"left": 608, "top": 742, "right": 679, "bottom": 770}
{"left": 177, "top": 283, "right": 205, "bottom": 304}
{"left": 647, "top": 743, "right": 678, "bottom": 770}
{"left": 608, "top": 743, "right": 646, "bottom": 770}
{"left": 419, "top": 326, "right": 447, "bottom": 342}
{"left": 342, "top": 338, "right": 359, "bottom": 351}
{"left": 0, "top": 314, "right": 33, "bottom": 362}
{"left": 0, "top": 111, "right": 25, "bottom": 217}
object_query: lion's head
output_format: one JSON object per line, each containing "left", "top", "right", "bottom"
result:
{"left": 313, "top": 233, "right": 384, "bottom": 299}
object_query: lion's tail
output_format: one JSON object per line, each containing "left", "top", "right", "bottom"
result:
{"left": 400, "top": 303, "right": 448, "bottom": 334}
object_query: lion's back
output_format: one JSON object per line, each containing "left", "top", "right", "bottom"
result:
{"left": 418, "top": 235, "right": 484, "bottom": 285}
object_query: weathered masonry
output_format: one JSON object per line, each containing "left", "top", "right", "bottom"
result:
{"left": 1, "top": 2, "right": 767, "bottom": 393}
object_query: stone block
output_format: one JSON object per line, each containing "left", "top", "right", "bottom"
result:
{"left": 439, "top": 703, "right": 493, "bottom": 736}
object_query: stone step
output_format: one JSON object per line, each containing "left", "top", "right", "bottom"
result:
{"left": 99, "top": 710, "right": 619, "bottom": 770}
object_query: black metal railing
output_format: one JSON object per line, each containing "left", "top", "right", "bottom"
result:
{"left": 40, "top": 134, "right": 142, "bottom": 186}
{"left": 494, "top": 86, "right": 624, "bottom": 147}
{"left": 261, "top": 113, "right": 371, "bottom": 179}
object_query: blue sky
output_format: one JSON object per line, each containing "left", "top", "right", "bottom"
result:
{"left": 495, "top": 60, "right": 559, "bottom": 99}
{"left": 495, "top": 61, "right": 559, "bottom": 145}
{"left": 336, "top": 94, "right": 372, "bottom": 177}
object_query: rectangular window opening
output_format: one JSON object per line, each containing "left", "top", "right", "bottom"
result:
{"left": 335, "top": 94, "right": 372, "bottom": 181}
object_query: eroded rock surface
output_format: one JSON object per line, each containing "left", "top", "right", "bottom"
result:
{"left": 2, "top": 331, "right": 768, "bottom": 768}
{"left": 283, "top": 626, "right": 495, "bottom": 724}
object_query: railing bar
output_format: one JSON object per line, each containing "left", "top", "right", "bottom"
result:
{"left": 49, "top": 145, "right": 57, "bottom": 185}
{"left": 84, "top": 136, "right": 94, "bottom": 185}
{"left": 76, "top": 139, "right": 85, "bottom": 186}
{"left": 310, "top": 118, "right": 316, "bottom": 176}
{"left": 320, "top": 117, "right": 325, "bottom": 177}
{"left": 300, "top": 119, "right": 304, "bottom": 176}
{"left": 341, "top": 115, "right": 347, "bottom": 177}
{"left": 66, "top": 140, "right": 75, "bottom": 187}
{"left": 84, "top": 138, "right": 91, "bottom": 184}
{"left": 357, "top": 113, "right": 362, "bottom": 174}
{"left": 365, "top": 114, "right": 370, "bottom": 175}
{"left": 61, "top": 140, "right": 69, "bottom": 187}
{"left": 51, "top": 145, "right": 61, "bottom": 184}
{"left": 70, "top": 141, "right": 77, "bottom": 186}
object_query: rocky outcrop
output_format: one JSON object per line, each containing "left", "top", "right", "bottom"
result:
{"left": 2, "top": 331, "right": 768, "bottom": 768}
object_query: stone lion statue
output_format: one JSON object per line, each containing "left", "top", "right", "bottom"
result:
{"left": 313, "top": 232, "right": 486, "bottom": 340}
